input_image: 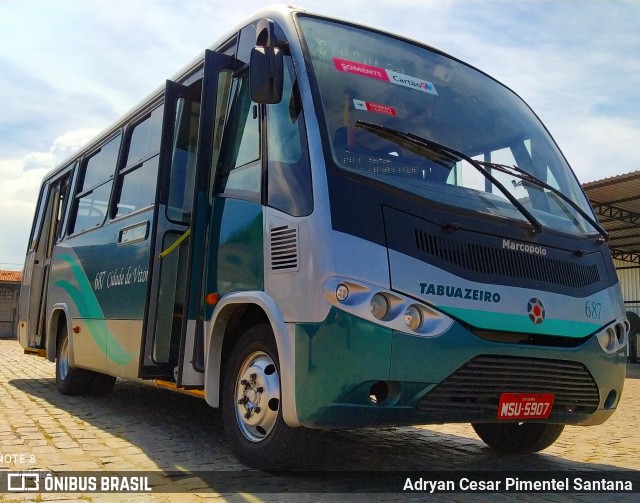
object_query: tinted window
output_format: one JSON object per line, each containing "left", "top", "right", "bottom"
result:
{"left": 114, "top": 106, "right": 163, "bottom": 217}
{"left": 54, "top": 172, "right": 72, "bottom": 242}
{"left": 70, "top": 134, "right": 121, "bottom": 233}
{"left": 74, "top": 183, "right": 112, "bottom": 233}
{"left": 300, "top": 16, "right": 595, "bottom": 235}
{"left": 236, "top": 24, "right": 256, "bottom": 66}
{"left": 215, "top": 73, "right": 261, "bottom": 197}
{"left": 82, "top": 136, "right": 121, "bottom": 190}
{"left": 127, "top": 106, "right": 163, "bottom": 165}
{"left": 167, "top": 98, "right": 200, "bottom": 223}
{"left": 116, "top": 157, "right": 159, "bottom": 217}
{"left": 28, "top": 184, "right": 48, "bottom": 251}
{"left": 267, "top": 58, "right": 313, "bottom": 216}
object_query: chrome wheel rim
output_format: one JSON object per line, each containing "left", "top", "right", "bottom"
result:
{"left": 58, "top": 337, "right": 69, "bottom": 380}
{"left": 234, "top": 350, "right": 280, "bottom": 442}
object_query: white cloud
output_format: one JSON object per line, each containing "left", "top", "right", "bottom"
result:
{"left": 0, "top": 129, "right": 100, "bottom": 268}
{"left": 16, "top": 128, "right": 98, "bottom": 182}
{"left": 0, "top": 158, "right": 45, "bottom": 270}
{"left": 20, "top": 128, "right": 100, "bottom": 172}
{"left": 559, "top": 116, "right": 640, "bottom": 183}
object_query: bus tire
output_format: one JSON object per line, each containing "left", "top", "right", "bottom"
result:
{"left": 56, "top": 326, "right": 93, "bottom": 395}
{"left": 222, "top": 324, "right": 308, "bottom": 471}
{"left": 471, "top": 422, "right": 564, "bottom": 453}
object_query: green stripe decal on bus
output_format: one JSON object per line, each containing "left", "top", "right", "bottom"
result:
{"left": 55, "top": 254, "right": 134, "bottom": 366}
{"left": 439, "top": 306, "right": 600, "bottom": 338}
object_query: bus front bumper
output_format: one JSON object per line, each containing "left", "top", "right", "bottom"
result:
{"left": 293, "top": 308, "right": 626, "bottom": 429}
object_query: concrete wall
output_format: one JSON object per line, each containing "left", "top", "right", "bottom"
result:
{"left": 0, "top": 282, "right": 20, "bottom": 339}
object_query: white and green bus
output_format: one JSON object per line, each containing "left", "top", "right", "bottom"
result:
{"left": 19, "top": 5, "right": 628, "bottom": 470}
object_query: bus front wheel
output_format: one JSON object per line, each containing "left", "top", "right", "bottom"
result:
{"left": 222, "top": 324, "right": 308, "bottom": 471}
{"left": 472, "top": 422, "right": 564, "bottom": 453}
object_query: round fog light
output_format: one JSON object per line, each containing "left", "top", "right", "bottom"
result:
{"left": 370, "top": 293, "right": 390, "bottom": 320}
{"left": 404, "top": 304, "right": 423, "bottom": 332}
{"left": 336, "top": 283, "right": 349, "bottom": 302}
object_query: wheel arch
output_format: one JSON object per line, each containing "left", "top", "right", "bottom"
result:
{"left": 204, "top": 291, "right": 300, "bottom": 427}
{"left": 46, "top": 304, "right": 72, "bottom": 364}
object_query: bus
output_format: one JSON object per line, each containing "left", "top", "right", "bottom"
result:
{"left": 18, "top": 5, "right": 628, "bottom": 470}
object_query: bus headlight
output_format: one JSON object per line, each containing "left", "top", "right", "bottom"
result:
{"left": 404, "top": 304, "right": 423, "bottom": 332}
{"left": 597, "top": 320, "right": 628, "bottom": 354}
{"left": 322, "top": 277, "right": 454, "bottom": 338}
{"left": 601, "top": 329, "right": 614, "bottom": 351}
{"left": 370, "top": 293, "right": 390, "bottom": 320}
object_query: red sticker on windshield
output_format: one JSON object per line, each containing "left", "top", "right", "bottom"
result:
{"left": 333, "top": 57, "right": 438, "bottom": 96}
{"left": 353, "top": 99, "right": 397, "bottom": 116}
{"left": 333, "top": 58, "right": 390, "bottom": 81}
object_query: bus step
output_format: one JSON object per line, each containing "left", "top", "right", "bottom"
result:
{"left": 24, "top": 347, "right": 47, "bottom": 357}
{"left": 153, "top": 379, "right": 204, "bottom": 398}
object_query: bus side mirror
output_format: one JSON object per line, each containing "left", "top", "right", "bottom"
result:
{"left": 250, "top": 18, "right": 284, "bottom": 104}
{"left": 250, "top": 47, "right": 284, "bottom": 104}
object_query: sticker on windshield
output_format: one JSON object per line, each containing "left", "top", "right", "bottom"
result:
{"left": 353, "top": 99, "right": 397, "bottom": 116}
{"left": 333, "top": 57, "right": 438, "bottom": 96}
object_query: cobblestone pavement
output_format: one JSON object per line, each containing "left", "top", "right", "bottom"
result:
{"left": 1, "top": 339, "right": 638, "bottom": 502}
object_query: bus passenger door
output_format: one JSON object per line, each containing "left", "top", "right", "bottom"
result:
{"left": 140, "top": 50, "right": 234, "bottom": 382}
{"left": 20, "top": 172, "right": 72, "bottom": 349}
{"left": 139, "top": 79, "right": 198, "bottom": 379}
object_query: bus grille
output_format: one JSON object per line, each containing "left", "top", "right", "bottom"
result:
{"left": 414, "top": 229, "right": 600, "bottom": 289}
{"left": 270, "top": 225, "right": 299, "bottom": 271}
{"left": 416, "top": 355, "right": 600, "bottom": 415}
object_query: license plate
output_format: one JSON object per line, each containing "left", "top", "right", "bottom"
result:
{"left": 497, "top": 393, "right": 554, "bottom": 420}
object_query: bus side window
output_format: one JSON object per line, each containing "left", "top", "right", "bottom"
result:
{"left": 113, "top": 106, "right": 163, "bottom": 218}
{"left": 53, "top": 172, "right": 72, "bottom": 244}
{"left": 28, "top": 184, "right": 49, "bottom": 252}
{"left": 215, "top": 71, "right": 262, "bottom": 199}
{"left": 266, "top": 58, "right": 313, "bottom": 216}
{"left": 167, "top": 96, "right": 201, "bottom": 224}
{"left": 69, "top": 134, "right": 122, "bottom": 234}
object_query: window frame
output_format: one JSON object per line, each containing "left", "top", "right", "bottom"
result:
{"left": 264, "top": 54, "right": 314, "bottom": 217}
{"left": 110, "top": 103, "right": 164, "bottom": 221}
{"left": 213, "top": 66, "right": 264, "bottom": 203}
{"left": 68, "top": 132, "right": 123, "bottom": 236}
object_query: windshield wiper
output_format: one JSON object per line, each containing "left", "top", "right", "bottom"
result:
{"left": 476, "top": 160, "right": 607, "bottom": 241}
{"left": 355, "top": 120, "right": 543, "bottom": 235}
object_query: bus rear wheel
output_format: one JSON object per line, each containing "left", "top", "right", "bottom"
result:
{"left": 56, "top": 325, "right": 116, "bottom": 396}
{"left": 56, "top": 327, "right": 93, "bottom": 395}
{"left": 472, "top": 422, "right": 564, "bottom": 453}
{"left": 222, "top": 324, "right": 308, "bottom": 471}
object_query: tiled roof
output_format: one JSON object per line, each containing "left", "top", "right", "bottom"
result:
{"left": 0, "top": 270, "right": 23, "bottom": 283}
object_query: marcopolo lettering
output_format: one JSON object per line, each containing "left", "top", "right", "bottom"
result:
{"left": 502, "top": 239, "right": 547, "bottom": 256}
{"left": 420, "top": 283, "right": 501, "bottom": 303}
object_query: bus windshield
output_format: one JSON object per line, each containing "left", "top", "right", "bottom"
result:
{"left": 299, "top": 16, "right": 596, "bottom": 236}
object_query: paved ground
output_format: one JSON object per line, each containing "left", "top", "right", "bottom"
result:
{"left": 0, "top": 339, "right": 639, "bottom": 502}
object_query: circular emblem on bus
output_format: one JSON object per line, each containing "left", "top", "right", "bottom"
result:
{"left": 527, "top": 298, "right": 545, "bottom": 324}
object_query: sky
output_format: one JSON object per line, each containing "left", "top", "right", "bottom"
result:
{"left": 0, "top": 0, "right": 638, "bottom": 270}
